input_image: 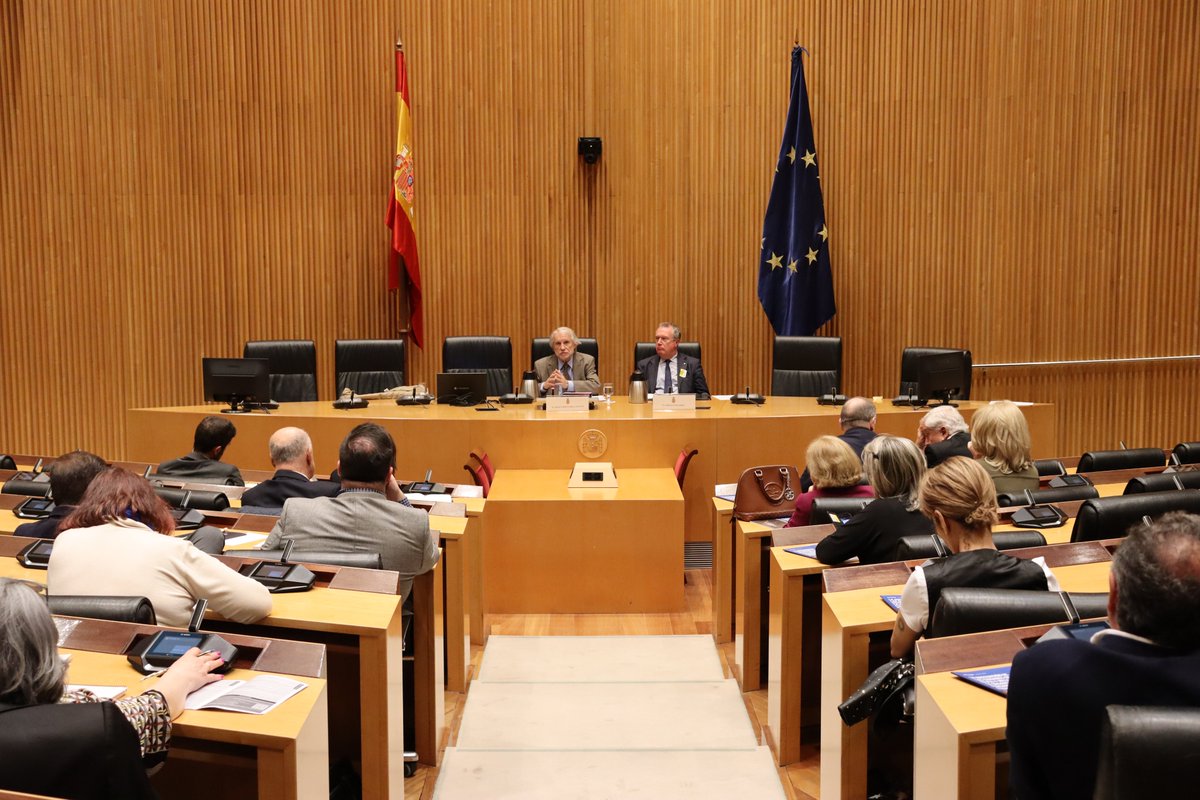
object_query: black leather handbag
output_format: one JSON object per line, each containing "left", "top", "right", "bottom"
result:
{"left": 838, "top": 658, "right": 915, "bottom": 727}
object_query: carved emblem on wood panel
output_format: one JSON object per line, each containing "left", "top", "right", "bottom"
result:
{"left": 578, "top": 429, "right": 608, "bottom": 458}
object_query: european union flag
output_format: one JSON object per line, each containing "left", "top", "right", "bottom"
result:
{"left": 758, "top": 47, "right": 835, "bottom": 336}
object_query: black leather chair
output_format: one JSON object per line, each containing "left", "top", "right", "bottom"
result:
{"left": 1172, "top": 442, "right": 1200, "bottom": 466}
{"left": 927, "top": 588, "right": 1108, "bottom": 639}
{"left": 243, "top": 339, "right": 318, "bottom": 402}
{"left": 47, "top": 595, "right": 158, "bottom": 625}
{"left": 1123, "top": 471, "right": 1200, "bottom": 494}
{"left": 997, "top": 484, "right": 1100, "bottom": 507}
{"left": 633, "top": 341, "right": 702, "bottom": 365}
{"left": 894, "top": 530, "right": 1048, "bottom": 561}
{"left": 148, "top": 484, "right": 230, "bottom": 512}
{"left": 1071, "top": 491, "right": 1200, "bottom": 543}
{"left": 335, "top": 339, "right": 406, "bottom": 395}
{"left": 1094, "top": 705, "right": 1200, "bottom": 800}
{"left": 442, "top": 336, "right": 512, "bottom": 396}
{"left": 252, "top": 550, "right": 383, "bottom": 569}
{"left": 809, "top": 497, "right": 874, "bottom": 525}
{"left": 1033, "top": 458, "right": 1067, "bottom": 477}
{"left": 0, "top": 454, "right": 16, "bottom": 470}
{"left": 1, "top": 477, "right": 51, "bottom": 498}
{"left": 530, "top": 337, "right": 599, "bottom": 371}
{"left": 898, "top": 347, "right": 972, "bottom": 399}
{"left": 1076, "top": 447, "right": 1165, "bottom": 473}
{"left": 771, "top": 336, "right": 842, "bottom": 397}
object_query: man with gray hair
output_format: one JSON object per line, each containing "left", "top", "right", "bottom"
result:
{"left": 534, "top": 326, "right": 600, "bottom": 395}
{"left": 917, "top": 404, "right": 971, "bottom": 468}
{"left": 635, "top": 321, "right": 710, "bottom": 398}
{"left": 800, "top": 396, "right": 877, "bottom": 491}
{"left": 239, "top": 427, "right": 339, "bottom": 508}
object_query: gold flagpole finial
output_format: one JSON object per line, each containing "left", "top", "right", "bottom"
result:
{"left": 395, "top": 37, "right": 404, "bottom": 51}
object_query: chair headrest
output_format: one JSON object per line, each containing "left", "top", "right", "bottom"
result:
{"left": 48, "top": 595, "right": 157, "bottom": 625}
{"left": 1072, "top": 491, "right": 1200, "bottom": 542}
{"left": 1077, "top": 448, "right": 1165, "bottom": 473}
{"left": 928, "top": 588, "right": 1107, "bottom": 639}
{"left": 253, "top": 550, "right": 382, "bottom": 569}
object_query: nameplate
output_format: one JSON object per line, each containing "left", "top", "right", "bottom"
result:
{"left": 652, "top": 393, "right": 696, "bottom": 412}
{"left": 545, "top": 395, "right": 592, "bottom": 413}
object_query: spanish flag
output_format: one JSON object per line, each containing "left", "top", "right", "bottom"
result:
{"left": 385, "top": 39, "right": 424, "bottom": 348}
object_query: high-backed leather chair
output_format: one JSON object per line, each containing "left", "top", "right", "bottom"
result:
{"left": 1071, "top": 491, "right": 1200, "bottom": 543}
{"left": 898, "top": 347, "right": 972, "bottom": 399}
{"left": 1076, "top": 447, "right": 1165, "bottom": 473}
{"left": 251, "top": 550, "right": 383, "bottom": 569}
{"left": 243, "top": 339, "right": 318, "bottom": 402}
{"left": 893, "top": 530, "right": 1048, "bottom": 561}
{"left": 47, "top": 595, "right": 157, "bottom": 625}
{"left": 633, "top": 341, "right": 701, "bottom": 365}
{"left": 530, "top": 337, "right": 599, "bottom": 371}
{"left": 771, "top": 336, "right": 842, "bottom": 397}
{"left": 442, "top": 336, "right": 512, "bottom": 396}
{"left": 0, "top": 454, "right": 15, "bottom": 470}
{"left": 809, "top": 497, "right": 874, "bottom": 525}
{"left": 1033, "top": 458, "right": 1067, "bottom": 477}
{"left": 927, "top": 588, "right": 1108, "bottom": 639}
{"left": 996, "top": 484, "right": 1100, "bottom": 507}
{"left": 1172, "top": 442, "right": 1200, "bottom": 466}
{"left": 148, "top": 484, "right": 230, "bottom": 511}
{"left": 335, "top": 339, "right": 406, "bottom": 395}
{"left": 1123, "top": 471, "right": 1200, "bottom": 494}
{"left": 1094, "top": 706, "right": 1200, "bottom": 800}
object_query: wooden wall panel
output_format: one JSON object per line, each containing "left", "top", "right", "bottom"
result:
{"left": 1, "top": 0, "right": 1197, "bottom": 462}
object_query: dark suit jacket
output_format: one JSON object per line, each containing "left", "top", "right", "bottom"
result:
{"left": 156, "top": 451, "right": 245, "bottom": 486}
{"left": 14, "top": 504, "right": 73, "bottom": 539}
{"left": 924, "top": 430, "right": 972, "bottom": 468}
{"left": 240, "top": 469, "right": 340, "bottom": 508}
{"left": 800, "top": 426, "right": 877, "bottom": 491}
{"left": 636, "top": 352, "right": 710, "bottom": 398}
{"left": 533, "top": 351, "right": 601, "bottom": 395}
{"left": 1007, "top": 632, "right": 1200, "bottom": 800}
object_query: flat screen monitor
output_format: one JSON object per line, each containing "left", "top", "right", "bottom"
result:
{"left": 915, "top": 350, "right": 970, "bottom": 406}
{"left": 202, "top": 357, "right": 270, "bottom": 413}
{"left": 436, "top": 372, "right": 488, "bottom": 406}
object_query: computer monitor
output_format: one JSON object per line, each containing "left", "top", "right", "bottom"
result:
{"left": 437, "top": 371, "right": 488, "bottom": 406}
{"left": 202, "top": 357, "right": 270, "bottom": 413}
{"left": 915, "top": 350, "right": 970, "bottom": 407}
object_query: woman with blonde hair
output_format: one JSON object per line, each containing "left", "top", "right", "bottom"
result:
{"left": 890, "top": 457, "right": 1058, "bottom": 658}
{"left": 815, "top": 435, "right": 935, "bottom": 565}
{"left": 785, "top": 436, "right": 874, "bottom": 528}
{"left": 970, "top": 400, "right": 1039, "bottom": 495}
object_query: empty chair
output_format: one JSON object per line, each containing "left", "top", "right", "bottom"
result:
{"left": 464, "top": 460, "right": 491, "bottom": 498}
{"left": 47, "top": 595, "right": 157, "bottom": 624}
{"left": 1033, "top": 458, "right": 1067, "bottom": 477}
{"left": 898, "top": 346, "right": 973, "bottom": 399}
{"left": 244, "top": 339, "right": 318, "bottom": 402}
{"left": 443, "top": 336, "right": 512, "bottom": 396}
{"left": 1076, "top": 447, "right": 1165, "bottom": 473}
{"left": 251, "top": 550, "right": 383, "bottom": 569}
{"left": 470, "top": 450, "right": 495, "bottom": 483}
{"left": 894, "top": 530, "right": 1048, "bottom": 561}
{"left": 809, "top": 496, "right": 874, "bottom": 525}
{"left": 0, "top": 454, "right": 15, "bottom": 470}
{"left": 771, "top": 335, "right": 842, "bottom": 397}
{"left": 1172, "top": 442, "right": 1200, "bottom": 466}
{"left": 927, "top": 588, "right": 1108, "bottom": 639}
{"left": 674, "top": 448, "right": 698, "bottom": 488}
{"left": 1124, "top": 472, "right": 1200, "bottom": 494}
{"left": 633, "top": 340, "right": 701, "bottom": 364}
{"left": 1, "top": 477, "right": 51, "bottom": 498}
{"left": 1094, "top": 706, "right": 1200, "bottom": 800}
{"left": 1071, "top": 492, "right": 1200, "bottom": 543}
{"left": 530, "top": 337, "right": 599, "bottom": 371}
{"left": 335, "top": 339, "right": 406, "bottom": 395}
{"left": 997, "top": 484, "right": 1100, "bottom": 507}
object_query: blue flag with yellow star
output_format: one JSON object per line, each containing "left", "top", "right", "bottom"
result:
{"left": 758, "top": 46, "right": 835, "bottom": 336}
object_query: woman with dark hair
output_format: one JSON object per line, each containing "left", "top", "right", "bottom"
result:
{"left": 48, "top": 468, "right": 272, "bottom": 628}
{"left": 0, "top": 578, "right": 224, "bottom": 798}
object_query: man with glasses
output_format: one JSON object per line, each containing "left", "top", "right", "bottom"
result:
{"left": 636, "top": 322, "right": 710, "bottom": 399}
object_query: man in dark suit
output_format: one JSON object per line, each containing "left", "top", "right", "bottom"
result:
{"left": 917, "top": 405, "right": 971, "bottom": 467}
{"left": 156, "top": 416, "right": 244, "bottom": 486}
{"left": 534, "top": 326, "right": 601, "bottom": 395}
{"left": 636, "top": 322, "right": 710, "bottom": 399}
{"left": 799, "top": 396, "right": 877, "bottom": 491}
{"left": 15, "top": 450, "right": 108, "bottom": 539}
{"left": 1007, "top": 511, "right": 1200, "bottom": 800}
{"left": 240, "top": 427, "right": 339, "bottom": 508}
{"left": 261, "top": 423, "right": 438, "bottom": 600}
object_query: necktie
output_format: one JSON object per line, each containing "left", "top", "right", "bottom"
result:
{"left": 661, "top": 358, "right": 673, "bottom": 393}
{"left": 562, "top": 360, "right": 572, "bottom": 383}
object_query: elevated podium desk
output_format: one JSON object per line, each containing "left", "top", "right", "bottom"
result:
{"left": 127, "top": 399, "right": 1058, "bottom": 542}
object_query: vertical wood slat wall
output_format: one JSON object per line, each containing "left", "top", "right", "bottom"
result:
{"left": 1, "top": 1, "right": 1197, "bottom": 461}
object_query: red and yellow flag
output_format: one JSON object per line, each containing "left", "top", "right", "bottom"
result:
{"left": 385, "top": 40, "right": 423, "bottom": 348}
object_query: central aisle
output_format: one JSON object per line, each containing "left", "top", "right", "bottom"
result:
{"left": 433, "top": 635, "right": 787, "bottom": 799}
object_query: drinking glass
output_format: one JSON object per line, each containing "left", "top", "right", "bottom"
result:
{"left": 602, "top": 382, "right": 615, "bottom": 404}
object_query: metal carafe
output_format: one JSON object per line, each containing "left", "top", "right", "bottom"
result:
{"left": 520, "top": 370, "right": 539, "bottom": 398}
{"left": 628, "top": 370, "right": 647, "bottom": 404}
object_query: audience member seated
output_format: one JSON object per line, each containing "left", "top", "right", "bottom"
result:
{"left": 916, "top": 404, "right": 971, "bottom": 468}
{"left": 262, "top": 423, "right": 439, "bottom": 601}
{"left": 890, "top": 457, "right": 1058, "bottom": 658}
{"left": 0, "top": 578, "right": 225, "bottom": 800}
{"left": 785, "top": 436, "right": 874, "bottom": 528}
{"left": 800, "top": 396, "right": 878, "bottom": 491}
{"left": 534, "top": 326, "right": 601, "bottom": 396}
{"left": 48, "top": 469, "right": 271, "bottom": 628}
{"left": 14, "top": 450, "right": 108, "bottom": 539}
{"left": 969, "top": 400, "right": 1039, "bottom": 495}
{"left": 635, "top": 322, "right": 710, "bottom": 399}
{"left": 156, "top": 415, "right": 245, "bottom": 486}
{"left": 239, "top": 427, "right": 339, "bottom": 508}
{"left": 1007, "top": 511, "right": 1200, "bottom": 800}
{"left": 815, "top": 435, "right": 933, "bottom": 565}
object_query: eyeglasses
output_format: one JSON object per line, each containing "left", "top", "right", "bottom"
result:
{"left": 654, "top": 336, "right": 675, "bottom": 342}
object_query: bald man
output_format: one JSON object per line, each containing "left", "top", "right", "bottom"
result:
{"left": 799, "top": 396, "right": 878, "bottom": 492}
{"left": 239, "top": 427, "right": 340, "bottom": 509}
